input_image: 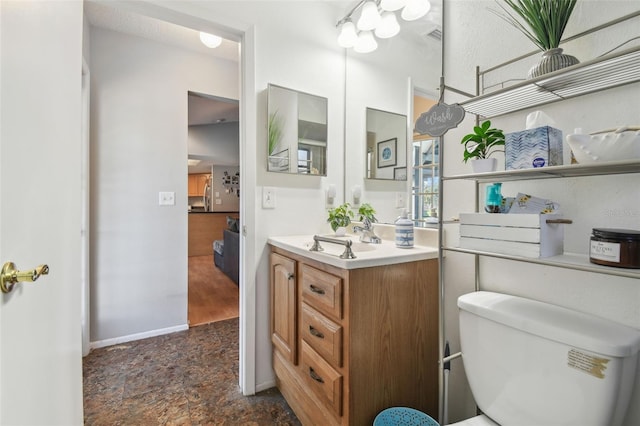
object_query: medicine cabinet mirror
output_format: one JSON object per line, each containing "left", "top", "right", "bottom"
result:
{"left": 267, "top": 84, "right": 327, "bottom": 175}
{"left": 365, "top": 108, "right": 408, "bottom": 180}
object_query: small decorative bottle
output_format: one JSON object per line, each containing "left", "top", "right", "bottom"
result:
{"left": 395, "top": 209, "right": 414, "bottom": 248}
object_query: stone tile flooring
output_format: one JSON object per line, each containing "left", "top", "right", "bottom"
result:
{"left": 83, "top": 318, "right": 300, "bottom": 425}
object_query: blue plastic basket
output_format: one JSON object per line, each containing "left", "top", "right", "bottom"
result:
{"left": 373, "top": 407, "right": 440, "bottom": 426}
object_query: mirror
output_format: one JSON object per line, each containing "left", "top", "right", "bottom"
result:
{"left": 267, "top": 84, "right": 327, "bottom": 175}
{"left": 342, "top": 1, "right": 442, "bottom": 223}
{"left": 366, "top": 108, "right": 407, "bottom": 180}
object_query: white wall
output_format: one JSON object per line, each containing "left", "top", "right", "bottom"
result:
{"left": 89, "top": 26, "right": 239, "bottom": 342}
{"left": 443, "top": 1, "right": 640, "bottom": 424}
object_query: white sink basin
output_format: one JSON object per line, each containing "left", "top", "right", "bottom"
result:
{"left": 268, "top": 234, "right": 438, "bottom": 269}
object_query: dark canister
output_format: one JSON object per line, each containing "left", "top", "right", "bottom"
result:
{"left": 590, "top": 228, "right": 640, "bottom": 269}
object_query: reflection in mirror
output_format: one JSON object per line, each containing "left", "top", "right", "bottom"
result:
{"left": 267, "top": 84, "right": 327, "bottom": 175}
{"left": 365, "top": 108, "right": 407, "bottom": 180}
{"left": 412, "top": 92, "right": 439, "bottom": 227}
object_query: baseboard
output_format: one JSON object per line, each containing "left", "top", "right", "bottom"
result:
{"left": 255, "top": 379, "right": 276, "bottom": 393}
{"left": 89, "top": 324, "right": 189, "bottom": 350}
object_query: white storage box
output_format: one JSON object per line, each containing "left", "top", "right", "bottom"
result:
{"left": 459, "top": 213, "right": 565, "bottom": 258}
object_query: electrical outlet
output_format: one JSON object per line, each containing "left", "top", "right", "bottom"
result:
{"left": 262, "top": 187, "right": 276, "bottom": 209}
{"left": 159, "top": 191, "right": 175, "bottom": 206}
{"left": 395, "top": 192, "right": 405, "bottom": 208}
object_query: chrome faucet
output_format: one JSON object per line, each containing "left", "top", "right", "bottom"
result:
{"left": 352, "top": 217, "right": 381, "bottom": 244}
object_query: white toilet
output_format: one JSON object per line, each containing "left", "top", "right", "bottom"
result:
{"left": 452, "top": 291, "right": 640, "bottom": 426}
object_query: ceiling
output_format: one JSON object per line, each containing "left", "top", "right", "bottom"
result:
{"left": 85, "top": 1, "right": 241, "bottom": 129}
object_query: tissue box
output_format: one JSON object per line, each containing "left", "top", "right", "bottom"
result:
{"left": 505, "top": 126, "right": 563, "bottom": 170}
{"left": 459, "top": 213, "right": 564, "bottom": 258}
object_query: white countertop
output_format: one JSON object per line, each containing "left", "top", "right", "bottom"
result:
{"left": 268, "top": 232, "right": 439, "bottom": 269}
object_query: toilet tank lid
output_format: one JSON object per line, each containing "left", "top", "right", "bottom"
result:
{"left": 458, "top": 291, "right": 640, "bottom": 357}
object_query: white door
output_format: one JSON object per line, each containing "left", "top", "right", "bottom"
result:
{"left": 0, "top": 1, "right": 84, "bottom": 424}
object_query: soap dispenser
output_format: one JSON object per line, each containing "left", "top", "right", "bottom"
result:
{"left": 395, "top": 209, "right": 414, "bottom": 248}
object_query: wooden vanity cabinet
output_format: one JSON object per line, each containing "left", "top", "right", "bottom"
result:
{"left": 269, "top": 245, "right": 439, "bottom": 425}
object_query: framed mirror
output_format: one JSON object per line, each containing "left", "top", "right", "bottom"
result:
{"left": 267, "top": 84, "right": 327, "bottom": 175}
{"left": 365, "top": 108, "right": 407, "bottom": 180}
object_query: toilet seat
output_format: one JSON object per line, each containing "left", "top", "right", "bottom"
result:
{"left": 448, "top": 414, "right": 499, "bottom": 426}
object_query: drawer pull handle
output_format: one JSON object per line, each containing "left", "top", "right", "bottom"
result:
{"left": 309, "top": 326, "right": 324, "bottom": 339}
{"left": 287, "top": 273, "right": 294, "bottom": 280}
{"left": 309, "top": 367, "right": 324, "bottom": 383}
{"left": 309, "top": 284, "right": 325, "bottom": 295}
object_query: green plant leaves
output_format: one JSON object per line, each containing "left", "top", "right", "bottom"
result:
{"left": 492, "top": 0, "right": 577, "bottom": 51}
{"left": 327, "top": 203, "right": 354, "bottom": 231}
{"left": 460, "top": 120, "right": 505, "bottom": 163}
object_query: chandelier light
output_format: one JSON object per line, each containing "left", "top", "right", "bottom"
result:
{"left": 375, "top": 11, "right": 400, "bottom": 38}
{"left": 336, "top": 0, "right": 432, "bottom": 53}
{"left": 357, "top": 1, "right": 382, "bottom": 31}
{"left": 401, "top": 0, "right": 431, "bottom": 21}
{"left": 354, "top": 30, "right": 378, "bottom": 53}
{"left": 380, "top": 0, "right": 408, "bottom": 11}
{"left": 338, "top": 19, "right": 359, "bottom": 48}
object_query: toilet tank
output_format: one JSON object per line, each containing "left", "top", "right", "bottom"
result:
{"left": 458, "top": 291, "right": 640, "bottom": 426}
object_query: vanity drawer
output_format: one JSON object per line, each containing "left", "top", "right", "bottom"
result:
{"left": 300, "top": 340, "right": 343, "bottom": 416}
{"left": 300, "top": 264, "right": 342, "bottom": 320}
{"left": 301, "top": 303, "right": 343, "bottom": 367}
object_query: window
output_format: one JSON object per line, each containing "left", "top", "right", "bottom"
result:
{"left": 412, "top": 139, "right": 439, "bottom": 227}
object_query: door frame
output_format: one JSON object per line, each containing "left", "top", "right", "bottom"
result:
{"left": 99, "top": 1, "right": 257, "bottom": 394}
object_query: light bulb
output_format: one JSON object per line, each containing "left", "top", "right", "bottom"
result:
{"left": 375, "top": 11, "right": 400, "bottom": 38}
{"left": 199, "top": 32, "right": 222, "bottom": 48}
{"left": 401, "top": 0, "right": 431, "bottom": 21}
{"left": 380, "top": 0, "right": 408, "bottom": 11}
{"left": 357, "top": 1, "right": 381, "bottom": 31}
{"left": 338, "top": 20, "right": 358, "bottom": 48}
{"left": 354, "top": 31, "right": 378, "bottom": 53}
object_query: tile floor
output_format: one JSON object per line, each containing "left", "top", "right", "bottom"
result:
{"left": 83, "top": 318, "right": 300, "bottom": 425}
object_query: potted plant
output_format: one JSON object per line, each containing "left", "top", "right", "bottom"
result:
{"left": 460, "top": 120, "right": 505, "bottom": 173}
{"left": 357, "top": 203, "right": 377, "bottom": 223}
{"left": 492, "top": 0, "right": 579, "bottom": 78}
{"left": 327, "top": 203, "right": 354, "bottom": 236}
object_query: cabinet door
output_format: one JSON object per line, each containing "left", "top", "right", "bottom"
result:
{"left": 188, "top": 175, "right": 196, "bottom": 196}
{"left": 270, "top": 252, "right": 297, "bottom": 364}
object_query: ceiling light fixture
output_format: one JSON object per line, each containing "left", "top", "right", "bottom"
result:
{"left": 199, "top": 32, "right": 222, "bottom": 48}
{"left": 336, "top": 0, "right": 432, "bottom": 54}
{"left": 401, "top": 0, "right": 431, "bottom": 21}
{"left": 354, "top": 30, "right": 378, "bottom": 53}
{"left": 357, "top": 1, "right": 381, "bottom": 31}
{"left": 380, "top": 0, "right": 408, "bottom": 11}
{"left": 375, "top": 11, "right": 400, "bottom": 39}
{"left": 338, "top": 19, "right": 359, "bottom": 48}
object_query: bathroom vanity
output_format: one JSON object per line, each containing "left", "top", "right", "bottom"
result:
{"left": 268, "top": 235, "right": 439, "bottom": 425}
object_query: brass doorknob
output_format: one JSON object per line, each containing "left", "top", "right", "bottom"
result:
{"left": 1, "top": 262, "right": 49, "bottom": 293}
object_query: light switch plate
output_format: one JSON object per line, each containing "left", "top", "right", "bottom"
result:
{"left": 262, "top": 187, "right": 276, "bottom": 209}
{"left": 159, "top": 191, "right": 175, "bottom": 206}
{"left": 395, "top": 192, "right": 405, "bottom": 208}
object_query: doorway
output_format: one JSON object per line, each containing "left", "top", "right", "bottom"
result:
{"left": 84, "top": 0, "right": 251, "bottom": 392}
{"left": 187, "top": 92, "right": 240, "bottom": 326}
